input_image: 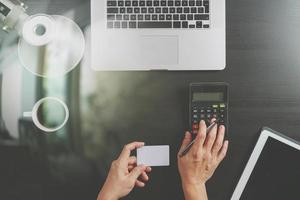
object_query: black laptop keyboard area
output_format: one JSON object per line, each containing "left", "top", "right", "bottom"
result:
{"left": 106, "top": 0, "right": 210, "bottom": 29}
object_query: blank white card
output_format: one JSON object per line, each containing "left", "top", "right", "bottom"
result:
{"left": 137, "top": 145, "right": 170, "bottom": 167}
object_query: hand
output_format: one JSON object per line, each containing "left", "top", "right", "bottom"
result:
{"left": 97, "top": 142, "right": 152, "bottom": 200}
{"left": 177, "top": 120, "right": 229, "bottom": 200}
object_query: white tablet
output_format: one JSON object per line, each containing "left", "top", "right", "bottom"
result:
{"left": 231, "top": 127, "right": 300, "bottom": 200}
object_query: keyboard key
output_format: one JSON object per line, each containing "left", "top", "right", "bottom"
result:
{"left": 149, "top": 7, "right": 154, "bottom": 13}
{"left": 155, "top": 7, "right": 162, "bottom": 13}
{"left": 166, "top": 14, "right": 172, "bottom": 20}
{"left": 182, "top": 21, "right": 188, "bottom": 28}
{"left": 123, "top": 14, "right": 129, "bottom": 20}
{"left": 118, "top": 1, "right": 124, "bottom": 6}
{"left": 203, "top": 24, "right": 209, "bottom": 28}
{"left": 116, "top": 14, "right": 122, "bottom": 20}
{"left": 168, "top": 1, "right": 174, "bottom": 6}
{"left": 189, "top": 0, "right": 195, "bottom": 6}
{"left": 159, "top": 14, "right": 165, "bottom": 20}
{"left": 138, "top": 21, "right": 172, "bottom": 28}
{"left": 139, "top": 1, "right": 145, "bottom": 6}
{"left": 189, "top": 24, "right": 195, "bottom": 28}
{"left": 107, "top": 15, "right": 115, "bottom": 20}
{"left": 141, "top": 7, "right": 147, "bottom": 13}
{"left": 175, "top": 1, "right": 181, "bottom": 6}
{"left": 132, "top": 1, "right": 138, "bottom": 6}
{"left": 107, "top": 8, "right": 118, "bottom": 13}
{"left": 107, "top": 1, "right": 117, "bottom": 6}
{"left": 107, "top": 22, "right": 113, "bottom": 28}
{"left": 182, "top": 1, "right": 188, "bottom": 6}
{"left": 134, "top": 7, "right": 140, "bottom": 13}
{"left": 196, "top": 1, "right": 202, "bottom": 6}
{"left": 187, "top": 14, "right": 193, "bottom": 20}
{"left": 198, "top": 7, "right": 204, "bottom": 13}
{"left": 173, "top": 14, "right": 179, "bottom": 20}
{"left": 147, "top": 0, "right": 152, "bottom": 6}
{"left": 120, "top": 7, "right": 126, "bottom": 13}
{"left": 129, "top": 21, "right": 137, "bottom": 28}
{"left": 114, "top": 21, "right": 121, "bottom": 28}
{"left": 184, "top": 7, "right": 189, "bottom": 13}
{"left": 130, "top": 15, "right": 137, "bottom": 20}
{"left": 163, "top": 7, "right": 168, "bottom": 13}
{"left": 138, "top": 14, "right": 144, "bottom": 20}
{"left": 127, "top": 7, "right": 133, "bottom": 13}
{"left": 191, "top": 7, "right": 197, "bottom": 13}
{"left": 145, "top": 14, "right": 151, "bottom": 20}
{"left": 177, "top": 7, "right": 183, "bottom": 13}
{"left": 161, "top": 1, "right": 167, "bottom": 6}
{"left": 125, "top": 1, "right": 131, "bottom": 6}
{"left": 180, "top": 14, "right": 186, "bottom": 20}
{"left": 170, "top": 7, "right": 176, "bottom": 13}
{"left": 152, "top": 14, "right": 158, "bottom": 20}
{"left": 203, "top": 1, "right": 209, "bottom": 6}
{"left": 154, "top": 1, "right": 159, "bottom": 6}
{"left": 122, "top": 21, "right": 128, "bottom": 28}
{"left": 194, "top": 14, "right": 209, "bottom": 20}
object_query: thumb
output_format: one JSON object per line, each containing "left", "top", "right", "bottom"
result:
{"left": 128, "top": 165, "right": 146, "bottom": 181}
{"left": 179, "top": 131, "right": 192, "bottom": 153}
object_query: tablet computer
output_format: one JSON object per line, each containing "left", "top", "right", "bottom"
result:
{"left": 231, "top": 127, "right": 300, "bottom": 200}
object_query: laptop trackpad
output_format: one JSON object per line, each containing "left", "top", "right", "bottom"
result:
{"left": 140, "top": 35, "right": 178, "bottom": 66}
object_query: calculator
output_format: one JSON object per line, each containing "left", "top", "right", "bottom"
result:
{"left": 189, "top": 83, "right": 228, "bottom": 134}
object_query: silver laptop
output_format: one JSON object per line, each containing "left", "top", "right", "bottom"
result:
{"left": 91, "top": 0, "right": 226, "bottom": 70}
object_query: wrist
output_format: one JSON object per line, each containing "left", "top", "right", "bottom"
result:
{"left": 182, "top": 182, "right": 208, "bottom": 200}
{"left": 97, "top": 184, "right": 119, "bottom": 200}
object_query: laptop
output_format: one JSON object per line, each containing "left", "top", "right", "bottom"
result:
{"left": 91, "top": 0, "right": 226, "bottom": 70}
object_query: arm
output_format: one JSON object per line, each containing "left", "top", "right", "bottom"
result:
{"left": 97, "top": 142, "right": 152, "bottom": 200}
{"left": 178, "top": 120, "right": 229, "bottom": 200}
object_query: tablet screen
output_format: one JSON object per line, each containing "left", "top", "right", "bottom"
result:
{"left": 240, "top": 137, "right": 300, "bottom": 199}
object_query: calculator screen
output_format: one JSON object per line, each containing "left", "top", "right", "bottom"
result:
{"left": 193, "top": 92, "right": 223, "bottom": 102}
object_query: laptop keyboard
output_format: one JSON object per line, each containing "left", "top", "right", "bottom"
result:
{"left": 106, "top": 0, "right": 210, "bottom": 29}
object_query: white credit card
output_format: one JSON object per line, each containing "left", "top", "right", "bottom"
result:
{"left": 137, "top": 145, "right": 170, "bottom": 167}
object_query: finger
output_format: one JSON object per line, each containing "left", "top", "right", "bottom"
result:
{"left": 140, "top": 171, "right": 149, "bottom": 182}
{"left": 128, "top": 164, "right": 135, "bottom": 171}
{"left": 210, "top": 118, "right": 217, "bottom": 124}
{"left": 128, "top": 156, "right": 137, "bottom": 165}
{"left": 128, "top": 165, "right": 146, "bottom": 181}
{"left": 118, "top": 142, "right": 145, "bottom": 162}
{"left": 145, "top": 166, "right": 152, "bottom": 173}
{"left": 217, "top": 140, "right": 229, "bottom": 163}
{"left": 212, "top": 125, "right": 225, "bottom": 156}
{"left": 178, "top": 132, "right": 192, "bottom": 153}
{"left": 192, "top": 120, "right": 207, "bottom": 153}
{"left": 203, "top": 122, "right": 218, "bottom": 151}
{"left": 135, "top": 180, "right": 145, "bottom": 187}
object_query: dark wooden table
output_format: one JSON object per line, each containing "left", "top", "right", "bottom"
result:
{"left": 8, "top": 0, "right": 300, "bottom": 200}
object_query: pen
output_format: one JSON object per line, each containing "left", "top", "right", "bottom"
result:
{"left": 179, "top": 121, "right": 218, "bottom": 157}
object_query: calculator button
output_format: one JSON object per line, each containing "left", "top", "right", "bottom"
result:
{"left": 220, "top": 114, "right": 225, "bottom": 118}
{"left": 219, "top": 119, "right": 225, "bottom": 123}
{"left": 193, "top": 109, "right": 198, "bottom": 113}
{"left": 213, "top": 114, "right": 217, "bottom": 118}
{"left": 193, "top": 114, "right": 198, "bottom": 118}
{"left": 193, "top": 124, "right": 199, "bottom": 129}
{"left": 206, "top": 109, "right": 212, "bottom": 113}
{"left": 200, "top": 109, "right": 205, "bottom": 113}
{"left": 207, "top": 114, "right": 211, "bottom": 118}
{"left": 220, "top": 109, "right": 225, "bottom": 113}
{"left": 213, "top": 109, "right": 218, "bottom": 113}
{"left": 212, "top": 104, "right": 218, "bottom": 108}
{"left": 200, "top": 114, "right": 205, "bottom": 118}
{"left": 220, "top": 104, "right": 226, "bottom": 108}
{"left": 193, "top": 120, "right": 198, "bottom": 124}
